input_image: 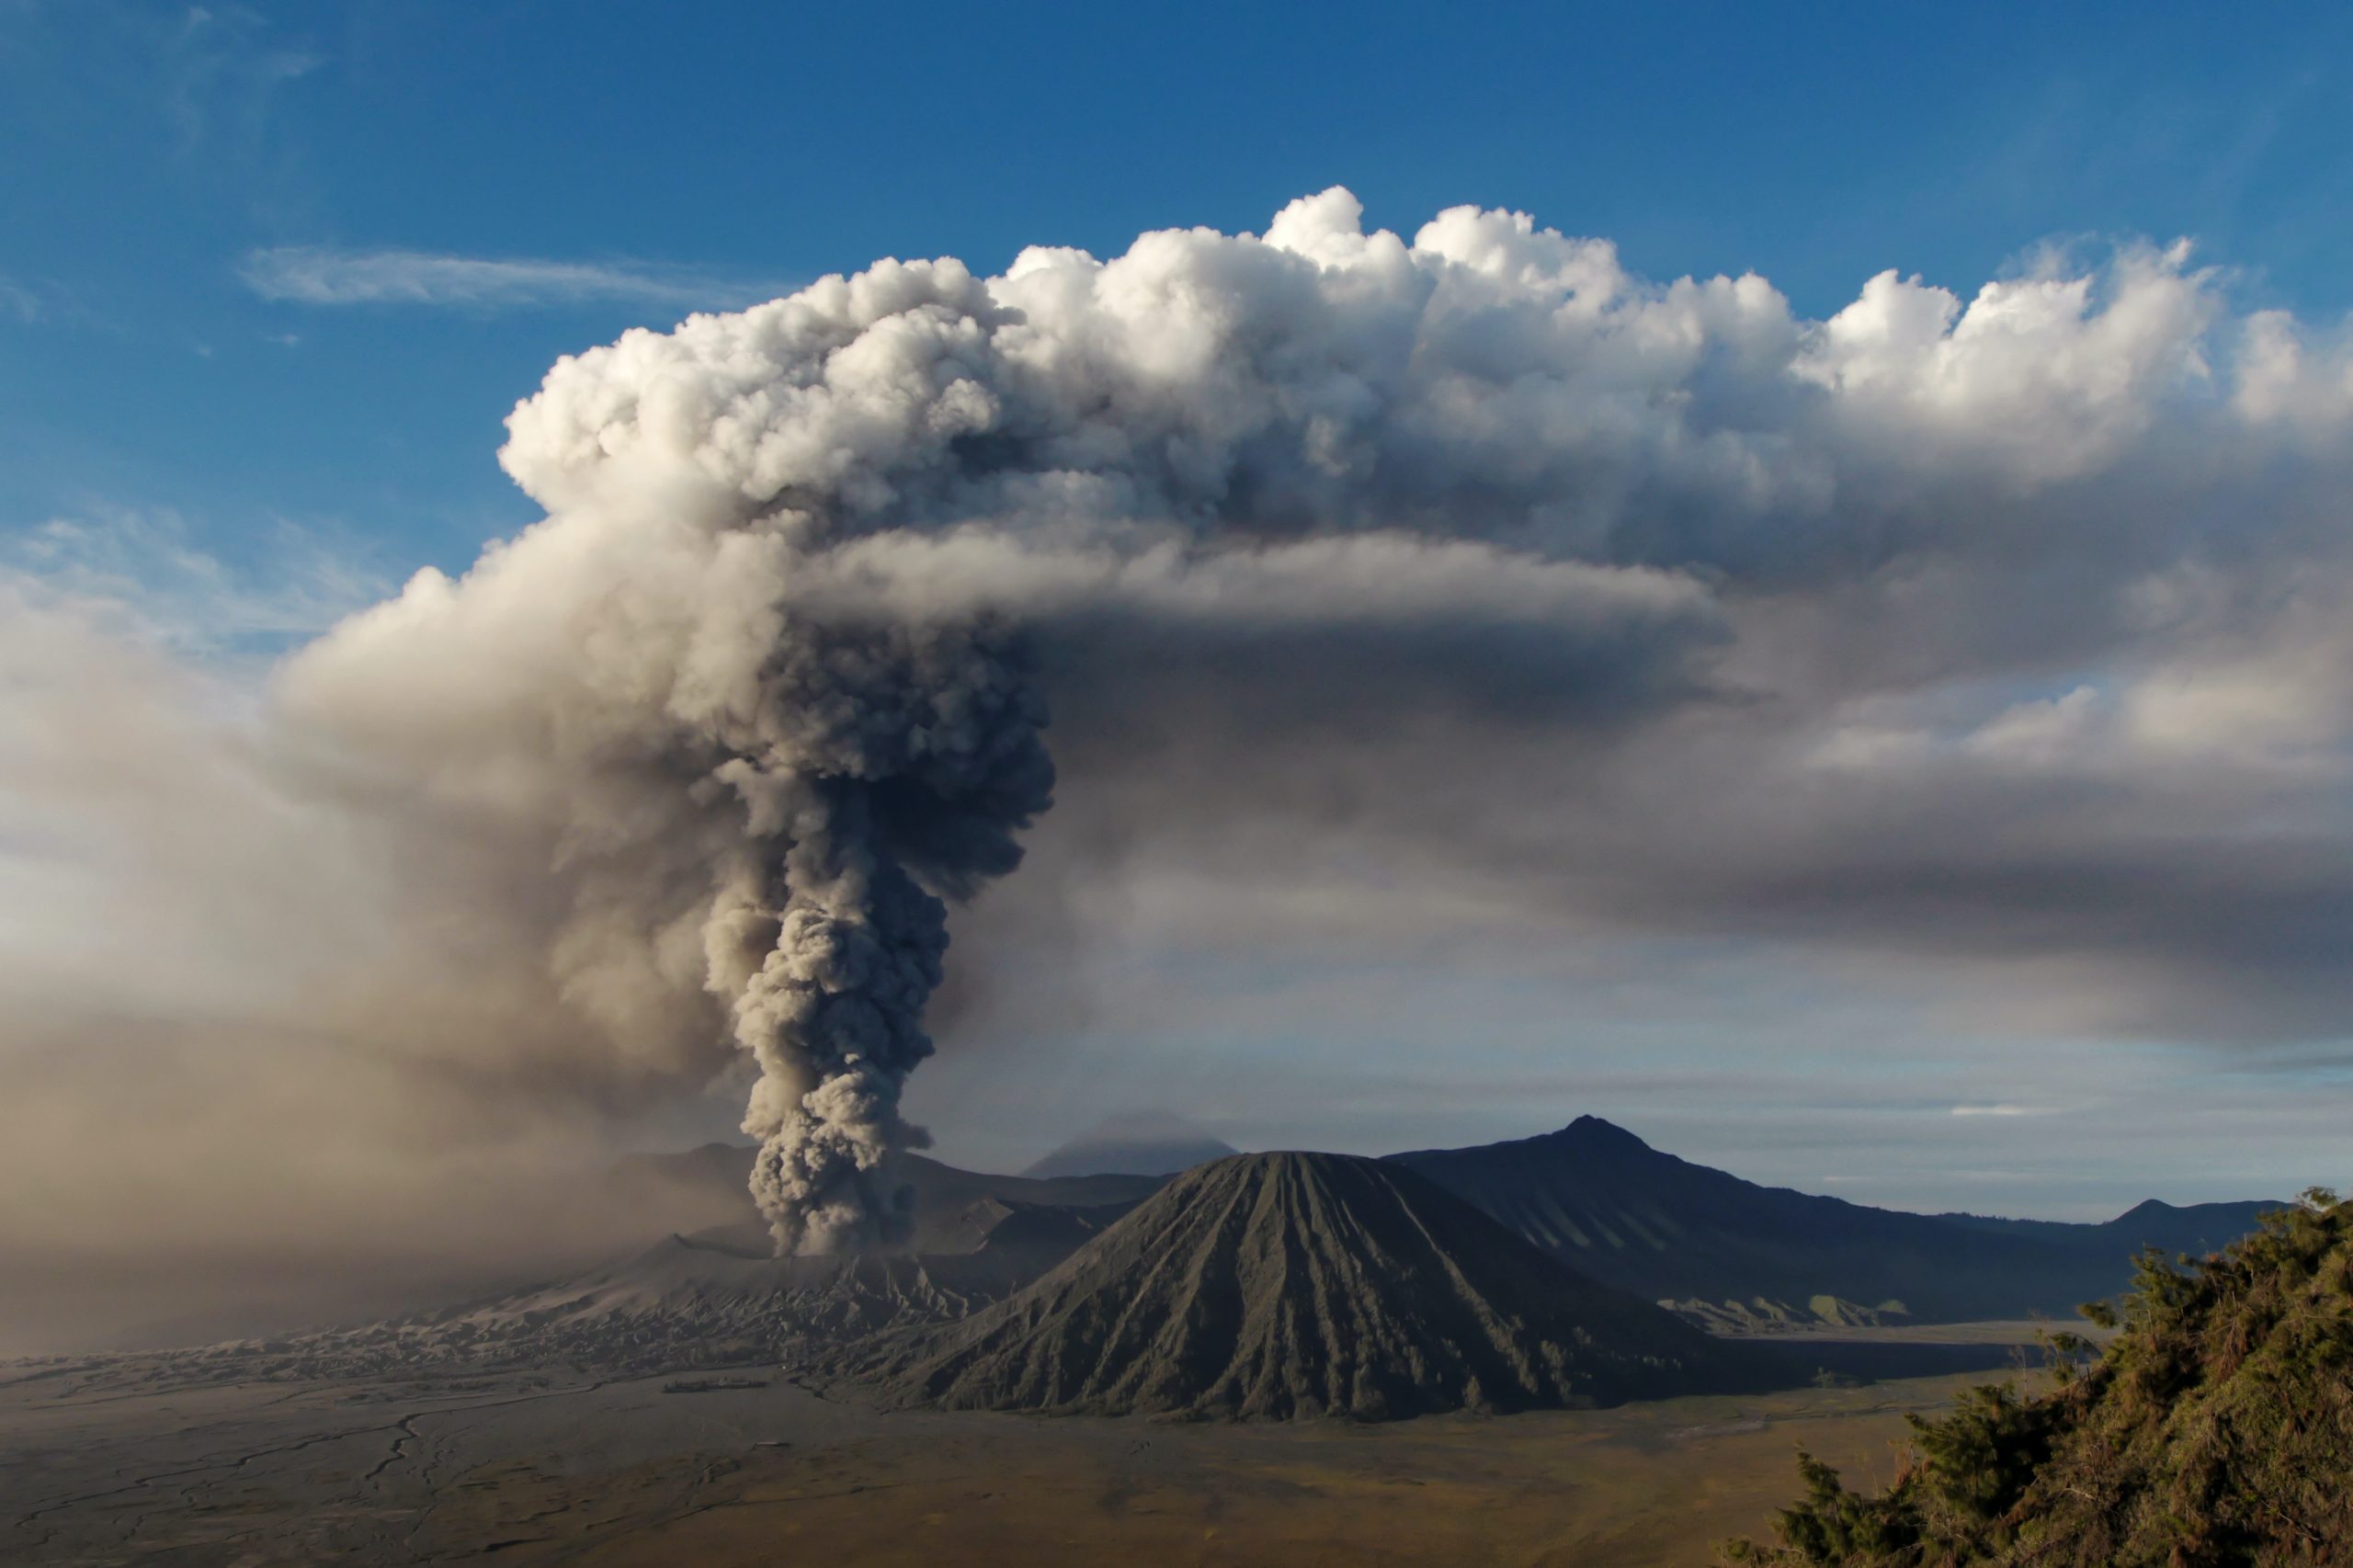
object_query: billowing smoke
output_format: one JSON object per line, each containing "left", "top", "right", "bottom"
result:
{"left": 238, "top": 187, "right": 2353, "bottom": 1250}
{"left": 274, "top": 188, "right": 1722, "bottom": 1252}
{"left": 703, "top": 619, "right": 1051, "bottom": 1252}
{"left": 19, "top": 185, "right": 2353, "bottom": 1346}
{"left": 282, "top": 500, "right": 1070, "bottom": 1254}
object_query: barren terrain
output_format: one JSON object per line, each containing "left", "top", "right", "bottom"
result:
{"left": 2, "top": 1357, "right": 2016, "bottom": 1566}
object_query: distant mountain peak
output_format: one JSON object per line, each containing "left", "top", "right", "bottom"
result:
{"left": 1555, "top": 1115, "right": 1653, "bottom": 1149}
{"left": 2112, "top": 1198, "right": 2181, "bottom": 1221}
{"left": 1391, "top": 1123, "right": 2284, "bottom": 1325}
{"left": 1019, "top": 1112, "right": 1239, "bottom": 1180}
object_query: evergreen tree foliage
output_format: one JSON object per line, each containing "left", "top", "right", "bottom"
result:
{"left": 1722, "top": 1190, "right": 2353, "bottom": 1567}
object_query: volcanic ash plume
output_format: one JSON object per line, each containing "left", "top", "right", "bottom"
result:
{"left": 703, "top": 619, "right": 1051, "bottom": 1253}
{"left": 278, "top": 184, "right": 2323, "bottom": 1251}
{"left": 268, "top": 188, "right": 1756, "bottom": 1253}
{"left": 292, "top": 544, "right": 1058, "bottom": 1254}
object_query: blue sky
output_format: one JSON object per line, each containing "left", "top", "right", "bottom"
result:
{"left": 6, "top": 0, "right": 2350, "bottom": 588}
{"left": 6, "top": 1, "right": 2353, "bottom": 1221}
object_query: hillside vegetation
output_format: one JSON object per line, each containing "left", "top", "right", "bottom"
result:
{"left": 1722, "top": 1190, "right": 2352, "bottom": 1566}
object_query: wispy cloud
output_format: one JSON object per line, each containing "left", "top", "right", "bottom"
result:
{"left": 239, "top": 246, "right": 781, "bottom": 312}
{"left": 1949, "top": 1104, "right": 2060, "bottom": 1118}
{"left": 0, "top": 275, "right": 40, "bottom": 323}
{"left": 5, "top": 504, "right": 387, "bottom": 662}
{"left": 160, "top": 3, "right": 321, "bottom": 154}
{"left": 0, "top": 272, "right": 98, "bottom": 328}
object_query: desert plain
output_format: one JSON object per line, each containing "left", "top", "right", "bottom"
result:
{"left": 3, "top": 1352, "right": 2031, "bottom": 1567}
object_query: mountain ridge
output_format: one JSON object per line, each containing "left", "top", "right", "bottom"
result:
{"left": 613, "top": 1119, "right": 2283, "bottom": 1329}
{"left": 1388, "top": 1118, "right": 2282, "bottom": 1324}
{"left": 847, "top": 1151, "right": 1781, "bottom": 1421}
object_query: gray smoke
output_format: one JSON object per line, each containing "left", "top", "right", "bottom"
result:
{"left": 272, "top": 189, "right": 1727, "bottom": 1251}
{"left": 705, "top": 618, "right": 1051, "bottom": 1251}
{"left": 254, "top": 187, "right": 2353, "bottom": 1250}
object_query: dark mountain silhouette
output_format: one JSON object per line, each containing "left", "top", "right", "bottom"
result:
{"left": 610, "top": 1121, "right": 2279, "bottom": 1333}
{"left": 848, "top": 1152, "right": 1780, "bottom": 1421}
{"left": 1021, "top": 1114, "right": 1240, "bottom": 1179}
{"left": 1390, "top": 1118, "right": 2282, "bottom": 1324}
{"left": 1932, "top": 1197, "right": 2279, "bottom": 1260}
{"left": 80, "top": 1125, "right": 2283, "bottom": 1403}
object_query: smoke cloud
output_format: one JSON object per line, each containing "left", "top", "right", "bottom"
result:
{"left": 12, "top": 188, "right": 2353, "bottom": 1294}
{"left": 267, "top": 187, "right": 2353, "bottom": 1249}
{"left": 275, "top": 190, "right": 1740, "bottom": 1251}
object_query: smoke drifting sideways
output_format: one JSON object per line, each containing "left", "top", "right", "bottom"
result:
{"left": 164, "top": 189, "right": 2353, "bottom": 1249}
{"left": 277, "top": 189, "right": 1724, "bottom": 1253}
{"left": 13, "top": 187, "right": 2353, "bottom": 1313}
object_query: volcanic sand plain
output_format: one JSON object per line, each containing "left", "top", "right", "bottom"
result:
{"left": 2, "top": 1358, "right": 2016, "bottom": 1567}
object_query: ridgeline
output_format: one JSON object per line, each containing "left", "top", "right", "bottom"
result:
{"left": 852, "top": 1151, "right": 1779, "bottom": 1420}
{"left": 1723, "top": 1190, "right": 2353, "bottom": 1566}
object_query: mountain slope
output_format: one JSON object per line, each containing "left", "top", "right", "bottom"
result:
{"left": 1391, "top": 1119, "right": 2280, "bottom": 1324}
{"left": 1724, "top": 1191, "right": 2349, "bottom": 1566}
{"left": 48, "top": 1195, "right": 1133, "bottom": 1394}
{"left": 850, "top": 1151, "right": 1779, "bottom": 1421}
{"left": 609, "top": 1126, "right": 2277, "bottom": 1328}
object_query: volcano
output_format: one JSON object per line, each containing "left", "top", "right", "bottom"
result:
{"left": 848, "top": 1151, "right": 1779, "bottom": 1421}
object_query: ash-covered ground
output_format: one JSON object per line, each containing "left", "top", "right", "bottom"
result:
{"left": 2, "top": 1358, "right": 2004, "bottom": 1567}
{"left": 0, "top": 1140, "right": 2127, "bottom": 1564}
